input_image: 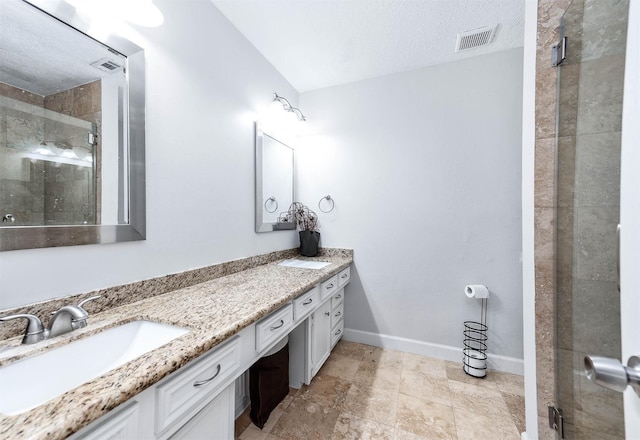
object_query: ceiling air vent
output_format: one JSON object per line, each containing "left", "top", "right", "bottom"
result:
{"left": 455, "top": 25, "right": 498, "bottom": 52}
{"left": 90, "top": 58, "right": 123, "bottom": 73}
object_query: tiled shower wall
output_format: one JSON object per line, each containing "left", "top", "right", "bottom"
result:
{"left": 535, "top": 0, "right": 628, "bottom": 438}
{"left": 0, "top": 81, "right": 100, "bottom": 226}
{"left": 44, "top": 80, "right": 102, "bottom": 225}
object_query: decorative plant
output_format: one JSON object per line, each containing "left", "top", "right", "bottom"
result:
{"left": 278, "top": 202, "right": 319, "bottom": 232}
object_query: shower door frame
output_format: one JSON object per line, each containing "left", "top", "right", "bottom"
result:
{"left": 553, "top": 0, "right": 631, "bottom": 438}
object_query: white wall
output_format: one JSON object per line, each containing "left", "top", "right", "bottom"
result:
{"left": 297, "top": 48, "right": 524, "bottom": 364}
{"left": 0, "top": 0, "right": 299, "bottom": 309}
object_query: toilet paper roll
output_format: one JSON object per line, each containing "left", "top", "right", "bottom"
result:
{"left": 465, "top": 284, "right": 489, "bottom": 299}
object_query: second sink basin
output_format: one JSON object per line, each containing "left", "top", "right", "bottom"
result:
{"left": 278, "top": 259, "right": 330, "bottom": 269}
{"left": 0, "top": 320, "right": 190, "bottom": 415}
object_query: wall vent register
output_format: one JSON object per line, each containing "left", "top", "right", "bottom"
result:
{"left": 455, "top": 25, "right": 497, "bottom": 52}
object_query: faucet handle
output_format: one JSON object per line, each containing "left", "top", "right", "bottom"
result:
{"left": 0, "top": 314, "right": 45, "bottom": 344}
{"left": 77, "top": 295, "right": 101, "bottom": 312}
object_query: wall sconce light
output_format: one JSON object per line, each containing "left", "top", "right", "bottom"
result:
{"left": 272, "top": 93, "right": 307, "bottom": 122}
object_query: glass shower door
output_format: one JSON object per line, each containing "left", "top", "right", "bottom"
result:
{"left": 555, "top": 0, "right": 629, "bottom": 438}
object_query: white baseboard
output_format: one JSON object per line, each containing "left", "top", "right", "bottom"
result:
{"left": 342, "top": 328, "right": 524, "bottom": 375}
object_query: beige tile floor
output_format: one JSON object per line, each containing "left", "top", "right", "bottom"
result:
{"left": 235, "top": 341, "right": 525, "bottom": 440}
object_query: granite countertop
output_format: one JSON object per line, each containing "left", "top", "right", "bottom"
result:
{"left": 0, "top": 254, "right": 352, "bottom": 440}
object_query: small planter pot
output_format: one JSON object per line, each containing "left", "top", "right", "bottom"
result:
{"left": 299, "top": 231, "right": 320, "bottom": 257}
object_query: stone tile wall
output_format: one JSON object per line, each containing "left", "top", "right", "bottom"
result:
{"left": 44, "top": 80, "right": 101, "bottom": 225}
{"left": 535, "top": 3, "right": 571, "bottom": 437}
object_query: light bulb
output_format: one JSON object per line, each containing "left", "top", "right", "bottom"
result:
{"left": 285, "top": 110, "right": 299, "bottom": 126}
{"left": 62, "top": 149, "right": 79, "bottom": 159}
{"left": 269, "top": 99, "right": 284, "bottom": 113}
{"left": 34, "top": 144, "right": 54, "bottom": 156}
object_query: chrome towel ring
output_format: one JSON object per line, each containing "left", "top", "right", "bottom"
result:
{"left": 264, "top": 196, "right": 278, "bottom": 213}
{"left": 318, "top": 195, "right": 335, "bottom": 213}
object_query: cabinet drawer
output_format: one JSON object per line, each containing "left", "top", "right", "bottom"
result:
{"left": 337, "top": 267, "right": 351, "bottom": 288}
{"left": 320, "top": 275, "right": 339, "bottom": 301}
{"left": 255, "top": 304, "right": 293, "bottom": 352}
{"left": 293, "top": 286, "right": 320, "bottom": 322}
{"left": 331, "top": 320, "right": 344, "bottom": 347}
{"left": 155, "top": 337, "right": 240, "bottom": 435}
{"left": 331, "top": 288, "right": 344, "bottom": 310}
{"left": 330, "top": 301, "right": 344, "bottom": 330}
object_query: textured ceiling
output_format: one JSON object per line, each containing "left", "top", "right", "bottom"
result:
{"left": 211, "top": 0, "right": 525, "bottom": 92}
{"left": 0, "top": 0, "right": 124, "bottom": 96}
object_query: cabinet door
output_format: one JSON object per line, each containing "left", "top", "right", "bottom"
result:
{"left": 70, "top": 401, "right": 139, "bottom": 440}
{"left": 169, "top": 383, "right": 234, "bottom": 440}
{"left": 311, "top": 299, "right": 332, "bottom": 377}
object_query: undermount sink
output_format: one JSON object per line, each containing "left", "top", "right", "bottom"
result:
{"left": 278, "top": 259, "right": 331, "bottom": 269}
{"left": 0, "top": 320, "right": 190, "bottom": 415}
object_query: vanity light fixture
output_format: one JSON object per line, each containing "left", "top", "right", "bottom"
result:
{"left": 272, "top": 93, "right": 307, "bottom": 122}
{"left": 29, "top": 141, "right": 92, "bottom": 167}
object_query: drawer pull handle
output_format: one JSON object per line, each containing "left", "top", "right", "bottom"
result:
{"left": 335, "top": 294, "right": 342, "bottom": 300}
{"left": 193, "top": 364, "right": 221, "bottom": 387}
{"left": 326, "top": 283, "right": 334, "bottom": 289}
{"left": 334, "top": 311, "right": 341, "bottom": 317}
{"left": 302, "top": 298, "right": 313, "bottom": 306}
{"left": 335, "top": 329, "right": 342, "bottom": 336}
{"left": 341, "top": 274, "right": 348, "bottom": 279}
{"left": 325, "top": 311, "right": 331, "bottom": 316}
{"left": 270, "top": 319, "right": 285, "bottom": 330}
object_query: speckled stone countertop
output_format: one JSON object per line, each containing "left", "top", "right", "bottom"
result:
{"left": 0, "top": 253, "right": 352, "bottom": 440}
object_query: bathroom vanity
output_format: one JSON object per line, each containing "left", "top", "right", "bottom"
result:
{"left": 0, "top": 255, "right": 352, "bottom": 440}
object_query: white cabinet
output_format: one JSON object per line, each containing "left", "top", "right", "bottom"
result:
{"left": 255, "top": 304, "right": 293, "bottom": 352}
{"left": 70, "top": 338, "right": 241, "bottom": 440}
{"left": 71, "top": 401, "right": 140, "bottom": 440}
{"left": 155, "top": 336, "right": 240, "bottom": 436}
{"left": 293, "top": 286, "right": 320, "bottom": 322}
{"left": 169, "top": 383, "right": 234, "bottom": 440}
{"left": 310, "top": 299, "right": 332, "bottom": 377}
{"left": 330, "top": 288, "right": 345, "bottom": 349}
{"left": 337, "top": 267, "right": 351, "bottom": 288}
{"left": 330, "top": 297, "right": 344, "bottom": 330}
{"left": 320, "top": 275, "right": 339, "bottom": 301}
{"left": 70, "top": 265, "right": 352, "bottom": 440}
{"left": 299, "top": 274, "right": 351, "bottom": 382}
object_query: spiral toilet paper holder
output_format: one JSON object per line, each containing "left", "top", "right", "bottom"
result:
{"left": 463, "top": 288, "right": 488, "bottom": 378}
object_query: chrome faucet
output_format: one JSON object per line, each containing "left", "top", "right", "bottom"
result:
{"left": 0, "top": 314, "right": 45, "bottom": 344}
{"left": 0, "top": 295, "right": 101, "bottom": 344}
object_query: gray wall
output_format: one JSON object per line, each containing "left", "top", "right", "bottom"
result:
{"left": 297, "top": 48, "right": 525, "bottom": 363}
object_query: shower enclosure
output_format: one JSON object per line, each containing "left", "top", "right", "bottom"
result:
{"left": 0, "top": 89, "right": 99, "bottom": 227}
{"left": 554, "top": 0, "right": 629, "bottom": 438}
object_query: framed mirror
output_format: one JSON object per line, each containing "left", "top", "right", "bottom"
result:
{"left": 255, "top": 122, "right": 295, "bottom": 232}
{"left": 0, "top": 0, "right": 145, "bottom": 251}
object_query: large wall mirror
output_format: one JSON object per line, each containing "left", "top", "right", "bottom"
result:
{"left": 0, "top": 0, "right": 145, "bottom": 251}
{"left": 255, "top": 122, "right": 295, "bottom": 232}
